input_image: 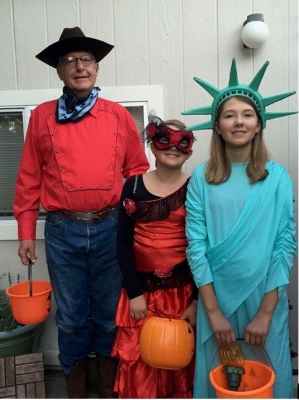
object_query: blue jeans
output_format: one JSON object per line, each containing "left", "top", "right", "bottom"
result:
{"left": 44, "top": 210, "right": 122, "bottom": 373}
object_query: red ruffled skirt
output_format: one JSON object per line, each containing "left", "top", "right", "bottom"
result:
{"left": 111, "top": 284, "right": 195, "bottom": 398}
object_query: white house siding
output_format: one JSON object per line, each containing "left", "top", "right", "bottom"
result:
{"left": 0, "top": 0, "right": 297, "bottom": 367}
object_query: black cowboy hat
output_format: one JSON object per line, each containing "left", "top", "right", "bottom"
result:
{"left": 35, "top": 26, "right": 114, "bottom": 68}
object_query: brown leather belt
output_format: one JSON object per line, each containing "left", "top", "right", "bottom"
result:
{"left": 54, "top": 206, "right": 119, "bottom": 224}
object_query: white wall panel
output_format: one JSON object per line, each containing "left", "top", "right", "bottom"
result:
{"left": 0, "top": 0, "right": 17, "bottom": 90}
{"left": 114, "top": 0, "right": 148, "bottom": 85}
{"left": 148, "top": 0, "right": 183, "bottom": 119}
{"left": 13, "top": 0, "right": 48, "bottom": 89}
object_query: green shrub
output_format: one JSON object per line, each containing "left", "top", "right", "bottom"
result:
{"left": 0, "top": 273, "right": 19, "bottom": 332}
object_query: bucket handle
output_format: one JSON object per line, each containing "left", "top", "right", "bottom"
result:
{"left": 147, "top": 307, "right": 172, "bottom": 321}
{"left": 209, "top": 338, "right": 275, "bottom": 373}
{"left": 28, "top": 260, "right": 33, "bottom": 297}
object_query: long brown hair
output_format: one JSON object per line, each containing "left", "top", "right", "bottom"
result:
{"left": 205, "top": 96, "right": 269, "bottom": 184}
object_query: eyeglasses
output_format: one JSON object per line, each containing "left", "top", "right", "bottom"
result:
{"left": 61, "top": 55, "right": 95, "bottom": 68}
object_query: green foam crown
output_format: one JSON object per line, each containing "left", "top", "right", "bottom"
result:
{"left": 182, "top": 58, "right": 297, "bottom": 131}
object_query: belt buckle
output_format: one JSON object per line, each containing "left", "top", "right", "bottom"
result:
{"left": 76, "top": 213, "right": 94, "bottom": 224}
{"left": 69, "top": 206, "right": 116, "bottom": 224}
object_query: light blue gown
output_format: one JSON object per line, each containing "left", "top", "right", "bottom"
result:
{"left": 185, "top": 161, "right": 297, "bottom": 398}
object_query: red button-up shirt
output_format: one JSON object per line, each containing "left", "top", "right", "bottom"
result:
{"left": 14, "top": 97, "right": 149, "bottom": 240}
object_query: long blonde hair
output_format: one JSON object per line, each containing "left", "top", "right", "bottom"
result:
{"left": 205, "top": 96, "right": 269, "bottom": 184}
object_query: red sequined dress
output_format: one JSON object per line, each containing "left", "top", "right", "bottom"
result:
{"left": 111, "top": 175, "right": 196, "bottom": 398}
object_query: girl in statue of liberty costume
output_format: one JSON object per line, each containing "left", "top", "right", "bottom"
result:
{"left": 182, "top": 58, "right": 297, "bottom": 398}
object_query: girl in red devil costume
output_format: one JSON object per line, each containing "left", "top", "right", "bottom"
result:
{"left": 111, "top": 116, "right": 198, "bottom": 398}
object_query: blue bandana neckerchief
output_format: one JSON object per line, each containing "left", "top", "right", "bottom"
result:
{"left": 56, "top": 86, "right": 100, "bottom": 123}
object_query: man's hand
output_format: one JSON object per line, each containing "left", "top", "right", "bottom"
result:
{"left": 18, "top": 239, "right": 37, "bottom": 265}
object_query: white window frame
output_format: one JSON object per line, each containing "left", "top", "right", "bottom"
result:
{"left": 0, "top": 85, "right": 163, "bottom": 240}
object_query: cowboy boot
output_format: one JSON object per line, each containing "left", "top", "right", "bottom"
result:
{"left": 64, "top": 358, "right": 88, "bottom": 398}
{"left": 96, "top": 353, "right": 118, "bottom": 398}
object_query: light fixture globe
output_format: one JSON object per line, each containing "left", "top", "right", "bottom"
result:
{"left": 242, "top": 13, "right": 269, "bottom": 49}
{"left": 242, "top": 21, "right": 269, "bottom": 49}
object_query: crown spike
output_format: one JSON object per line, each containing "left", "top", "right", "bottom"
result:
{"left": 184, "top": 120, "right": 214, "bottom": 131}
{"left": 262, "top": 91, "right": 296, "bottom": 107}
{"left": 249, "top": 61, "right": 269, "bottom": 91}
{"left": 264, "top": 111, "right": 298, "bottom": 122}
{"left": 182, "top": 106, "right": 212, "bottom": 116}
{"left": 228, "top": 58, "right": 239, "bottom": 86}
{"left": 194, "top": 77, "right": 220, "bottom": 99}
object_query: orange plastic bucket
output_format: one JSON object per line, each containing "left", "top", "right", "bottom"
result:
{"left": 6, "top": 280, "right": 52, "bottom": 325}
{"left": 210, "top": 360, "right": 275, "bottom": 398}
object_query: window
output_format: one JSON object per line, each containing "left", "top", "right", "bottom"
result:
{"left": 0, "top": 86, "right": 163, "bottom": 239}
{"left": 0, "top": 110, "right": 25, "bottom": 217}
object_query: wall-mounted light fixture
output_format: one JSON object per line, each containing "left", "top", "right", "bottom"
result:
{"left": 242, "top": 13, "right": 269, "bottom": 49}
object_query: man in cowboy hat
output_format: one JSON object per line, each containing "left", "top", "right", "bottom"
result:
{"left": 14, "top": 27, "right": 149, "bottom": 398}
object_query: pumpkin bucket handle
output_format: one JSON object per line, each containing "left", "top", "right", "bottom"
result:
{"left": 28, "top": 260, "right": 33, "bottom": 297}
{"left": 147, "top": 307, "right": 172, "bottom": 321}
{"left": 209, "top": 338, "right": 275, "bottom": 372}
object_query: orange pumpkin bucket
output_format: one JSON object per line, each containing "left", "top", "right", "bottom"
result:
{"left": 210, "top": 359, "right": 275, "bottom": 398}
{"left": 6, "top": 263, "right": 52, "bottom": 325}
{"left": 139, "top": 315, "right": 195, "bottom": 370}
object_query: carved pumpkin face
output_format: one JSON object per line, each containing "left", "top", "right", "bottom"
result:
{"left": 139, "top": 317, "right": 195, "bottom": 370}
